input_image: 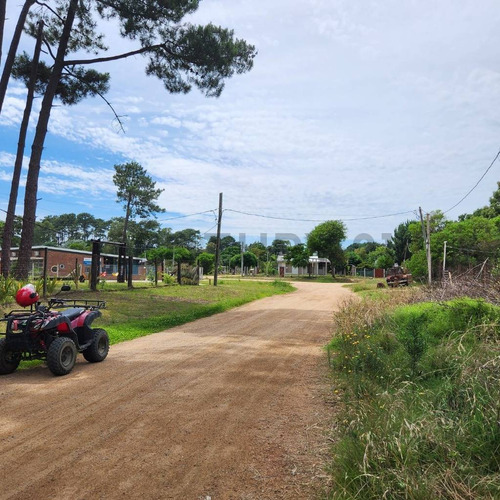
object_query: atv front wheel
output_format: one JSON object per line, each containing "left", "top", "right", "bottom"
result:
{"left": 0, "top": 337, "right": 20, "bottom": 375}
{"left": 47, "top": 337, "right": 77, "bottom": 376}
{"left": 83, "top": 328, "right": 109, "bottom": 363}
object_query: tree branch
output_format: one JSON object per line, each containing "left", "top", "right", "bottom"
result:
{"left": 35, "top": 1, "right": 65, "bottom": 23}
{"left": 43, "top": 38, "right": 57, "bottom": 63}
{"left": 62, "top": 67, "right": 126, "bottom": 133}
{"left": 63, "top": 44, "right": 164, "bottom": 66}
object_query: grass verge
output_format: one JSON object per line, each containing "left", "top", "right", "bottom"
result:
{"left": 326, "top": 293, "right": 500, "bottom": 499}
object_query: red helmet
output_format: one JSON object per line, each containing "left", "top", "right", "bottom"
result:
{"left": 16, "top": 284, "right": 39, "bottom": 307}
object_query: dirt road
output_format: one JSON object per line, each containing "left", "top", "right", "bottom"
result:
{"left": 0, "top": 282, "right": 351, "bottom": 500}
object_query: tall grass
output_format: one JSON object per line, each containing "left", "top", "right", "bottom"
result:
{"left": 326, "top": 294, "right": 500, "bottom": 499}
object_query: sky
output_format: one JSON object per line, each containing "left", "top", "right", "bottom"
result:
{"left": 1, "top": 0, "right": 500, "bottom": 248}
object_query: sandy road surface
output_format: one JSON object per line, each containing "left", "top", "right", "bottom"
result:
{"left": 0, "top": 282, "right": 352, "bottom": 500}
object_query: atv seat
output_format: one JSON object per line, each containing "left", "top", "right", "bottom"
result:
{"left": 60, "top": 308, "right": 84, "bottom": 320}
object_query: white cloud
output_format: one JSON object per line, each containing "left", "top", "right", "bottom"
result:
{"left": 151, "top": 116, "right": 182, "bottom": 128}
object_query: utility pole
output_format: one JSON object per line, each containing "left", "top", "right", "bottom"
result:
{"left": 419, "top": 207, "right": 432, "bottom": 286}
{"left": 426, "top": 213, "right": 432, "bottom": 285}
{"left": 240, "top": 241, "right": 244, "bottom": 276}
{"left": 418, "top": 207, "right": 427, "bottom": 248}
{"left": 213, "top": 192, "right": 223, "bottom": 286}
{"left": 442, "top": 241, "right": 447, "bottom": 280}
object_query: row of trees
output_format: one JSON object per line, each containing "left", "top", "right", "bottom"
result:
{"left": 0, "top": 0, "right": 256, "bottom": 278}
{"left": 0, "top": 213, "right": 203, "bottom": 253}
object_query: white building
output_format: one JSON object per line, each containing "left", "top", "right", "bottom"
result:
{"left": 277, "top": 253, "right": 330, "bottom": 276}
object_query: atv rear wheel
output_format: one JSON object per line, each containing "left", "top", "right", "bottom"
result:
{"left": 47, "top": 337, "right": 77, "bottom": 376}
{"left": 0, "top": 337, "right": 20, "bottom": 375}
{"left": 83, "top": 328, "right": 109, "bottom": 363}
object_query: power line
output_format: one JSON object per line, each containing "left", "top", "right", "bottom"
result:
{"left": 158, "top": 210, "right": 216, "bottom": 222}
{"left": 444, "top": 147, "right": 500, "bottom": 214}
{"left": 201, "top": 222, "right": 218, "bottom": 236}
{"left": 224, "top": 208, "right": 416, "bottom": 222}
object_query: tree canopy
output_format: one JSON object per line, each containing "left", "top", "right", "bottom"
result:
{"left": 229, "top": 251, "right": 258, "bottom": 269}
{"left": 285, "top": 243, "right": 309, "bottom": 269}
{"left": 113, "top": 161, "right": 164, "bottom": 244}
{"left": 387, "top": 221, "right": 412, "bottom": 265}
{"left": 307, "top": 220, "right": 347, "bottom": 276}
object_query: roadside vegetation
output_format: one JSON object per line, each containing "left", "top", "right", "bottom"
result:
{"left": 326, "top": 281, "right": 500, "bottom": 499}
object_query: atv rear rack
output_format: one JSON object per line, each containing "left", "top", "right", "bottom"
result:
{"left": 48, "top": 299, "right": 106, "bottom": 310}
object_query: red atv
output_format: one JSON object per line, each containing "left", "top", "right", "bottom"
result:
{"left": 0, "top": 284, "right": 109, "bottom": 376}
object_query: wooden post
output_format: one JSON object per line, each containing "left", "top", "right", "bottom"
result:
{"left": 90, "top": 240, "right": 100, "bottom": 291}
{"left": 213, "top": 192, "right": 223, "bottom": 286}
{"left": 42, "top": 247, "right": 48, "bottom": 297}
{"left": 117, "top": 244, "right": 126, "bottom": 283}
{"left": 128, "top": 254, "right": 133, "bottom": 289}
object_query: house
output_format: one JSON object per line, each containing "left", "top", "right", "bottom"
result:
{"left": 277, "top": 253, "right": 330, "bottom": 276}
{"left": 1, "top": 246, "right": 147, "bottom": 280}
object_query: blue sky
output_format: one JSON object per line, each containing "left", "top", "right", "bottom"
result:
{"left": 1, "top": 0, "right": 500, "bottom": 247}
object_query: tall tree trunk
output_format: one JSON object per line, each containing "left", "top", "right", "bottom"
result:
{"left": 1, "top": 20, "right": 43, "bottom": 277}
{"left": 0, "top": 0, "right": 35, "bottom": 114}
{"left": 117, "top": 194, "right": 131, "bottom": 283}
{"left": 121, "top": 193, "right": 132, "bottom": 243}
{"left": 0, "top": 0, "right": 6, "bottom": 65}
{"left": 16, "top": 0, "right": 78, "bottom": 279}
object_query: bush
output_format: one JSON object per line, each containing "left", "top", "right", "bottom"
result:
{"left": 162, "top": 273, "right": 177, "bottom": 285}
{"left": 45, "top": 278, "right": 60, "bottom": 295}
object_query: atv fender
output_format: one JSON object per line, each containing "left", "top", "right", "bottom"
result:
{"left": 74, "top": 309, "right": 101, "bottom": 329}
{"left": 75, "top": 310, "right": 102, "bottom": 347}
{"left": 43, "top": 315, "right": 72, "bottom": 332}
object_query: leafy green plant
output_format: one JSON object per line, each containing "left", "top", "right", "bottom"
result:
{"left": 146, "top": 270, "right": 156, "bottom": 285}
{"left": 0, "top": 276, "right": 17, "bottom": 304}
{"left": 397, "top": 313, "right": 427, "bottom": 374}
{"left": 162, "top": 273, "right": 177, "bottom": 286}
{"left": 45, "top": 278, "right": 59, "bottom": 295}
{"left": 33, "top": 277, "right": 45, "bottom": 295}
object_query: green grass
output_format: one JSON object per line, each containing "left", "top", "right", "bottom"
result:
{"left": 1, "top": 280, "right": 294, "bottom": 368}
{"left": 326, "top": 295, "right": 500, "bottom": 499}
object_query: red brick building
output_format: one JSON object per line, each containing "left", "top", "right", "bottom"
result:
{"left": 2, "top": 246, "right": 147, "bottom": 280}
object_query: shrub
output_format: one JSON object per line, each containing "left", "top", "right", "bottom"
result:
{"left": 162, "top": 273, "right": 177, "bottom": 286}
{"left": 45, "top": 278, "right": 60, "bottom": 295}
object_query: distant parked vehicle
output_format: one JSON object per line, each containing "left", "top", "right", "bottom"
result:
{"left": 386, "top": 265, "right": 412, "bottom": 287}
